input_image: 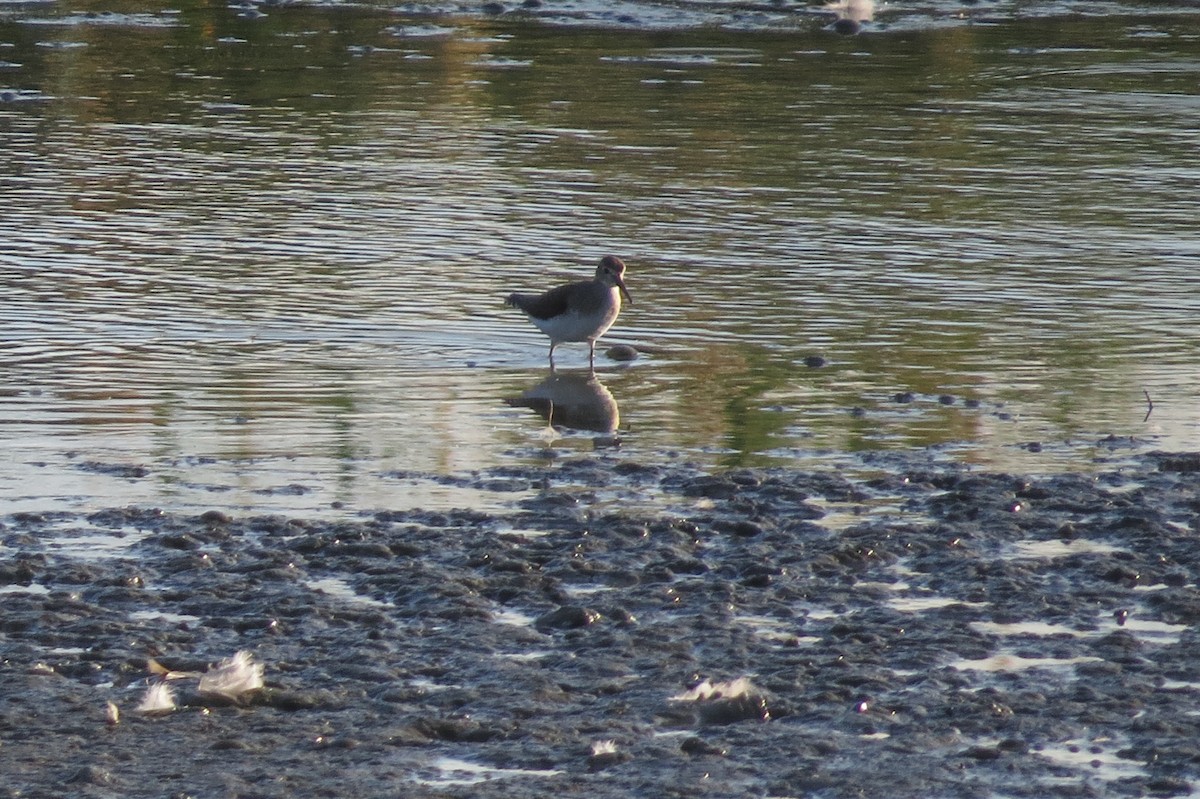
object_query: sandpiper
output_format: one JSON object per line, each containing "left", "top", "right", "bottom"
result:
{"left": 506, "top": 255, "right": 632, "bottom": 370}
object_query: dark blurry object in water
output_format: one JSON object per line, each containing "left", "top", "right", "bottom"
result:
{"left": 606, "top": 343, "right": 639, "bottom": 361}
{"left": 832, "top": 18, "right": 861, "bottom": 35}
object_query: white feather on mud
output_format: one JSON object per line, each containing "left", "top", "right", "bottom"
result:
{"left": 587, "top": 739, "right": 628, "bottom": 771}
{"left": 590, "top": 739, "right": 618, "bottom": 756}
{"left": 197, "top": 651, "right": 265, "bottom": 703}
{"left": 136, "top": 682, "right": 177, "bottom": 715}
{"left": 670, "top": 677, "right": 755, "bottom": 702}
{"left": 142, "top": 650, "right": 266, "bottom": 708}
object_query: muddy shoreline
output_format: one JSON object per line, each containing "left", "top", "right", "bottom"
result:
{"left": 4, "top": 449, "right": 1200, "bottom": 797}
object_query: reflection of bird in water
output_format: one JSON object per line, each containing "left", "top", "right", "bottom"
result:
{"left": 505, "top": 371, "right": 620, "bottom": 433}
{"left": 505, "top": 255, "right": 632, "bottom": 371}
{"left": 825, "top": 0, "right": 873, "bottom": 33}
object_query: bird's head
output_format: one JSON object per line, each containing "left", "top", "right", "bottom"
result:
{"left": 597, "top": 255, "right": 632, "bottom": 304}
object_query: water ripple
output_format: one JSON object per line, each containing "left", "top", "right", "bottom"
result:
{"left": 2, "top": 10, "right": 1199, "bottom": 511}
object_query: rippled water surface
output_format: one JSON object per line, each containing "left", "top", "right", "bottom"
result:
{"left": 2, "top": 2, "right": 1199, "bottom": 512}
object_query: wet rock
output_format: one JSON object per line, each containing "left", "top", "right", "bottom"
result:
{"left": 697, "top": 692, "right": 770, "bottom": 725}
{"left": 0, "top": 558, "right": 41, "bottom": 584}
{"left": 88, "top": 507, "right": 166, "bottom": 528}
{"left": 77, "top": 461, "right": 149, "bottom": 479}
{"left": 1102, "top": 564, "right": 1140, "bottom": 585}
{"left": 211, "top": 738, "right": 251, "bottom": 751}
{"left": 714, "top": 519, "right": 764, "bottom": 537}
{"left": 664, "top": 558, "right": 708, "bottom": 575}
{"left": 1144, "top": 777, "right": 1193, "bottom": 796}
{"left": 258, "top": 689, "right": 338, "bottom": 711}
{"left": 478, "top": 477, "right": 530, "bottom": 492}
{"left": 535, "top": 605, "right": 601, "bottom": 632}
{"left": 740, "top": 565, "right": 776, "bottom": 587}
{"left": 414, "top": 716, "right": 504, "bottom": 742}
{"left": 959, "top": 744, "right": 1004, "bottom": 761}
{"left": 1154, "top": 453, "right": 1200, "bottom": 472}
{"left": 587, "top": 746, "right": 631, "bottom": 771}
{"left": 65, "top": 765, "right": 116, "bottom": 786}
{"left": 613, "top": 460, "right": 662, "bottom": 479}
{"left": 606, "top": 343, "right": 639, "bottom": 361}
{"left": 199, "top": 510, "right": 232, "bottom": 526}
{"left": 338, "top": 541, "right": 395, "bottom": 559}
{"left": 1090, "top": 629, "right": 1142, "bottom": 657}
{"left": 598, "top": 605, "right": 637, "bottom": 626}
{"left": 154, "top": 533, "right": 204, "bottom": 550}
{"left": 679, "top": 476, "right": 740, "bottom": 499}
{"left": 254, "top": 483, "right": 311, "bottom": 496}
{"left": 681, "top": 736, "right": 727, "bottom": 756}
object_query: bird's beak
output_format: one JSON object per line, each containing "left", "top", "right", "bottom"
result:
{"left": 617, "top": 277, "right": 632, "bottom": 305}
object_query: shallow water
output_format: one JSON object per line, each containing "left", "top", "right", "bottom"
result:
{"left": 3, "top": 2, "right": 1199, "bottom": 513}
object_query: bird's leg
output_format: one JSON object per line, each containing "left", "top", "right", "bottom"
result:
{"left": 588, "top": 341, "right": 596, "bottom": 371}
{"left": 549, "top": 342, "right": 558, "bottom": 372}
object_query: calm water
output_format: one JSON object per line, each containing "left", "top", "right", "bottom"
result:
{"left": 2, "top": 2, "right": 1199, "bottom": 513}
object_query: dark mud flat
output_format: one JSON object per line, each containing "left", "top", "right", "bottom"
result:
{"left": 5, "top": 451, "right": 1200, "bottom": 798}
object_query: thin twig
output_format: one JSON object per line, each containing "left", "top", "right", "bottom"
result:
{"left": 1143, "top": 389, "right": 1154, "bottom": 423}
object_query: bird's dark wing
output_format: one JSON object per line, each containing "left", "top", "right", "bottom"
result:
{"left": 565, "top": 280, "right": 611, "bottom": 314}
{"left": 506, "top": 280, "right": 588, "bottom": 320}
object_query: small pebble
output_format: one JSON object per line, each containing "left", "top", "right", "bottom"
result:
{"left": 681, "top": 737, "right": 727, "bottom": 756}
{"left": 698, "top": 693, "right": 770, "bottom": 725}
{"left": 199, "top": 510, "right": 231, "bottom": 526}
{"left": 606, "top": 343, "right": 639, "bottom": 362}
{"left": 535, "top": 605, "right": 601, "bottom": 632}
